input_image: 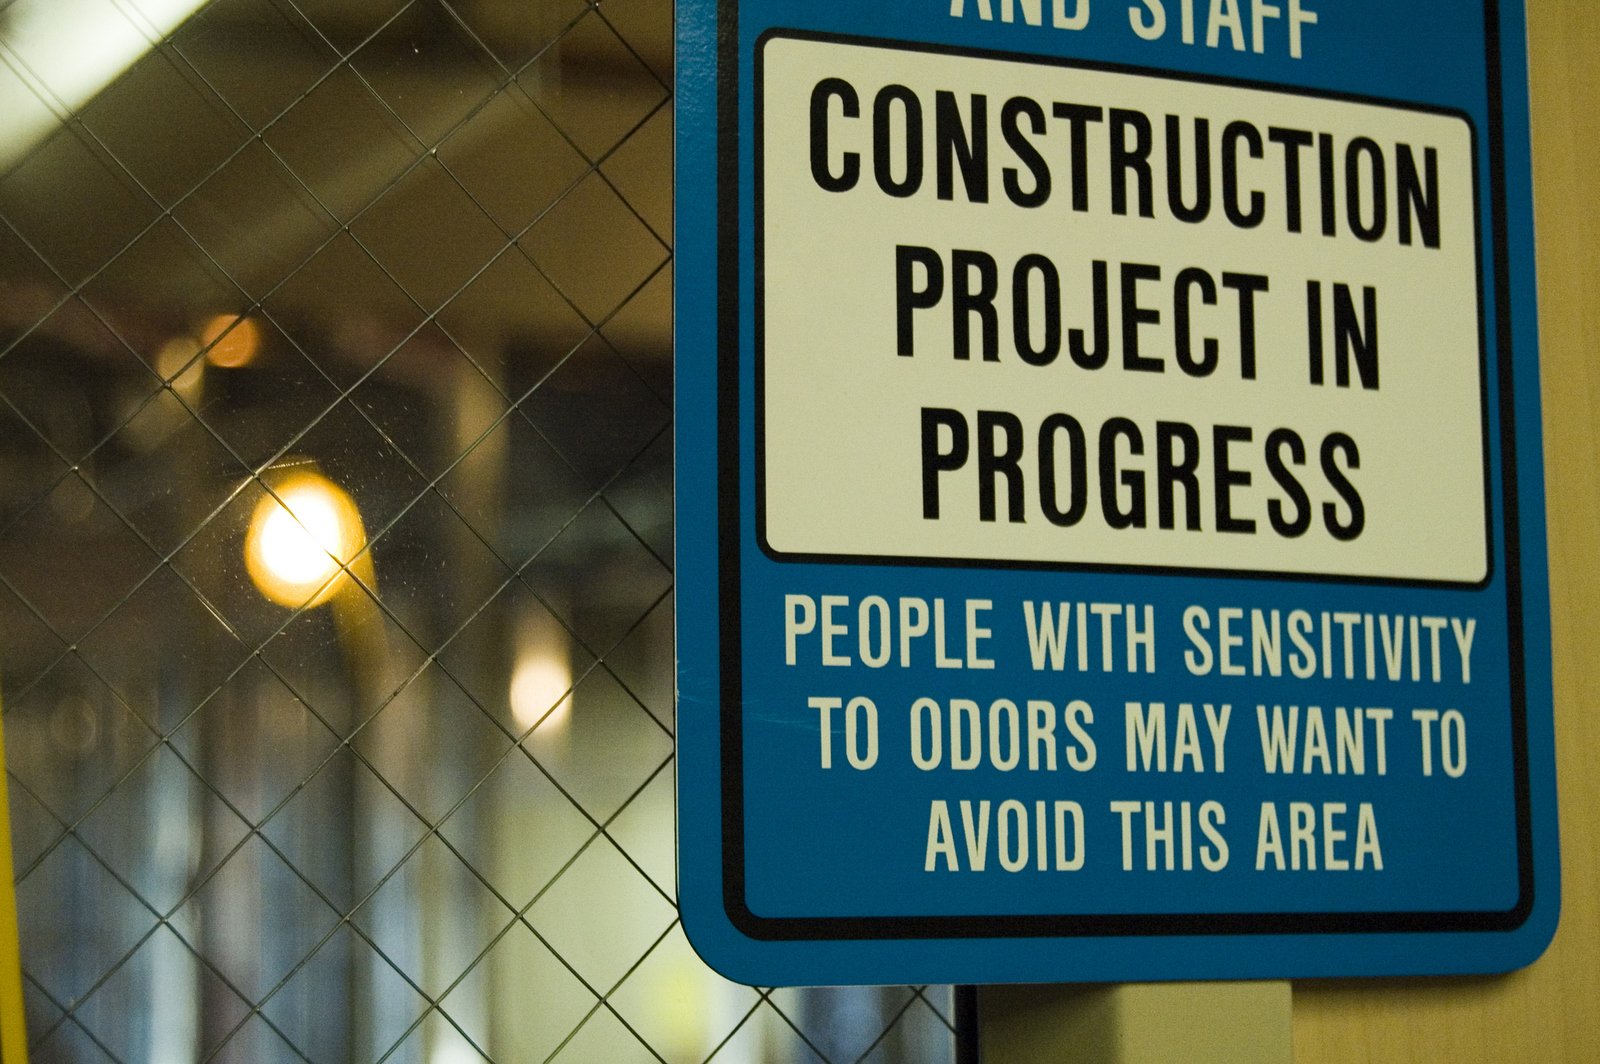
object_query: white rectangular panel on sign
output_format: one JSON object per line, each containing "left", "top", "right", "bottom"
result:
{"left": 758, "top": 36, "right": 1486, "bottom": 584}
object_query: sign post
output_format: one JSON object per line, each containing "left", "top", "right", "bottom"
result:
{"left": 0, "top": 694, "right": 29, "bottom": 1062}
{"left": 676, "top": 0, "right": 1559, "bottom": 986}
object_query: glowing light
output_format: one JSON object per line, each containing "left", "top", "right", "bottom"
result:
{"left": 201, "top": 314, "right": 262, "bottom": 368}
{"left": 155, "top": 337, "right": 197, "bottom": 380}
{"left": 155, "top": 337, "right": 204, "bottom": 399}
{"left": 244, "top": 471, "right": 368, "bottom": 609}
{"left": 509, "top": 649, "right": 573, "bottom": 732}
{"left": 648, "top": 949, "right": 715, "bottom": 1060}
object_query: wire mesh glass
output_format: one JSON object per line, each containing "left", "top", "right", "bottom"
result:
{"left": 0, "top": 1, "right": 959, "bottom": 1060}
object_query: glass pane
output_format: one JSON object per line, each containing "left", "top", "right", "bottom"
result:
{"left": 0, "top": 2, "right": 959, "bottom": 1061}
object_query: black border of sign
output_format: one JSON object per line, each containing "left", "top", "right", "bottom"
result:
{"left": 716, "top": 3, "right": 1533, "bottom": 942}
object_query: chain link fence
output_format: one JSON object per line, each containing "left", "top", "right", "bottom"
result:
{"left": 0, "top": 0, "right": 959, "bottom": 1059}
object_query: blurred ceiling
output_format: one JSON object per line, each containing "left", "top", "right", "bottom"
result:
{"left": 0, "top": 0, "right": 677, "bottom": 688}
{"left": 0, "top": 0, "right": 673, "bottom": 389}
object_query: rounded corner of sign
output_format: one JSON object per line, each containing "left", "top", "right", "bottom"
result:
{"left": 1506, "top": 881, "right": 1562, "bottom": 972}
{"left": 1443, "top": 105, "right": 1479, "bottom": 140}
{"left": 680, "top": 897, "right": 784, "bottom": 987}
{"left": 1461, "top": 556, "right": 1493, "bottom": 590}
{"left": 754, "top": 526, "right": 796, "bottom": 563}
{"left": 754, "top": 25, "right": 791, "bottom": 55}
{"left": 1450, "top": 877, "right": 1561, "bottom": 977}
{"left": 721, "top": 887, "right": 781, "bottom": 943}
{"left": 679, "top": 912, "right": 749, "bottom": 985}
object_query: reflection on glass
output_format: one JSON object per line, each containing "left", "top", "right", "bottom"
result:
{"left": 509, "top": 647, "right": 571, "bottom": 734}
{"left": 244, "top": 468, "right": 370, "bottom": 609}
{"left": 0, "top": 0, "right": 957, "bottom": 1056}
{"left": 199, "top": 313, "right": 261, "bottom": 369}
{"left": 0, "top": 0, "right": 209, "bottom": 169}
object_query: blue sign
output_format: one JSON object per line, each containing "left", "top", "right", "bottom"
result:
{"left": 675, "top": 0, "right": 1558, "bottom": 985}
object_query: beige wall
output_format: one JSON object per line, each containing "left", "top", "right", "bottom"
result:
{"left": 1292, "top": 2, "right": 1600, "bottom": 1058}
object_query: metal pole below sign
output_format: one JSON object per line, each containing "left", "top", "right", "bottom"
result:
{"left": 0, "top": 692, "right": 29, "bottom": 1064}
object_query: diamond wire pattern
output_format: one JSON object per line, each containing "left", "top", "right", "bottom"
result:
{"left": 0, "top": 1, "right": 961, "bottom": 1060}
{"left": 74, "top": 925, "right": 256, "bottom": 1063}
{"left": 0, "top": 296, "right": 166, "bottom": 464}
{"left": 172, "top": 0, "right": 343, "bottom": 132}
{"left": 0, "top": 124, "right": 161, "bottom": 289}
{"left": 20, "top": 972, "right": 65, "bottom": 1056}
{"left": 78, "top": 41, "right": 255, "bottom": 210}
{"left": 28, "top": 1016, "right": 122, "bottom": 1064}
